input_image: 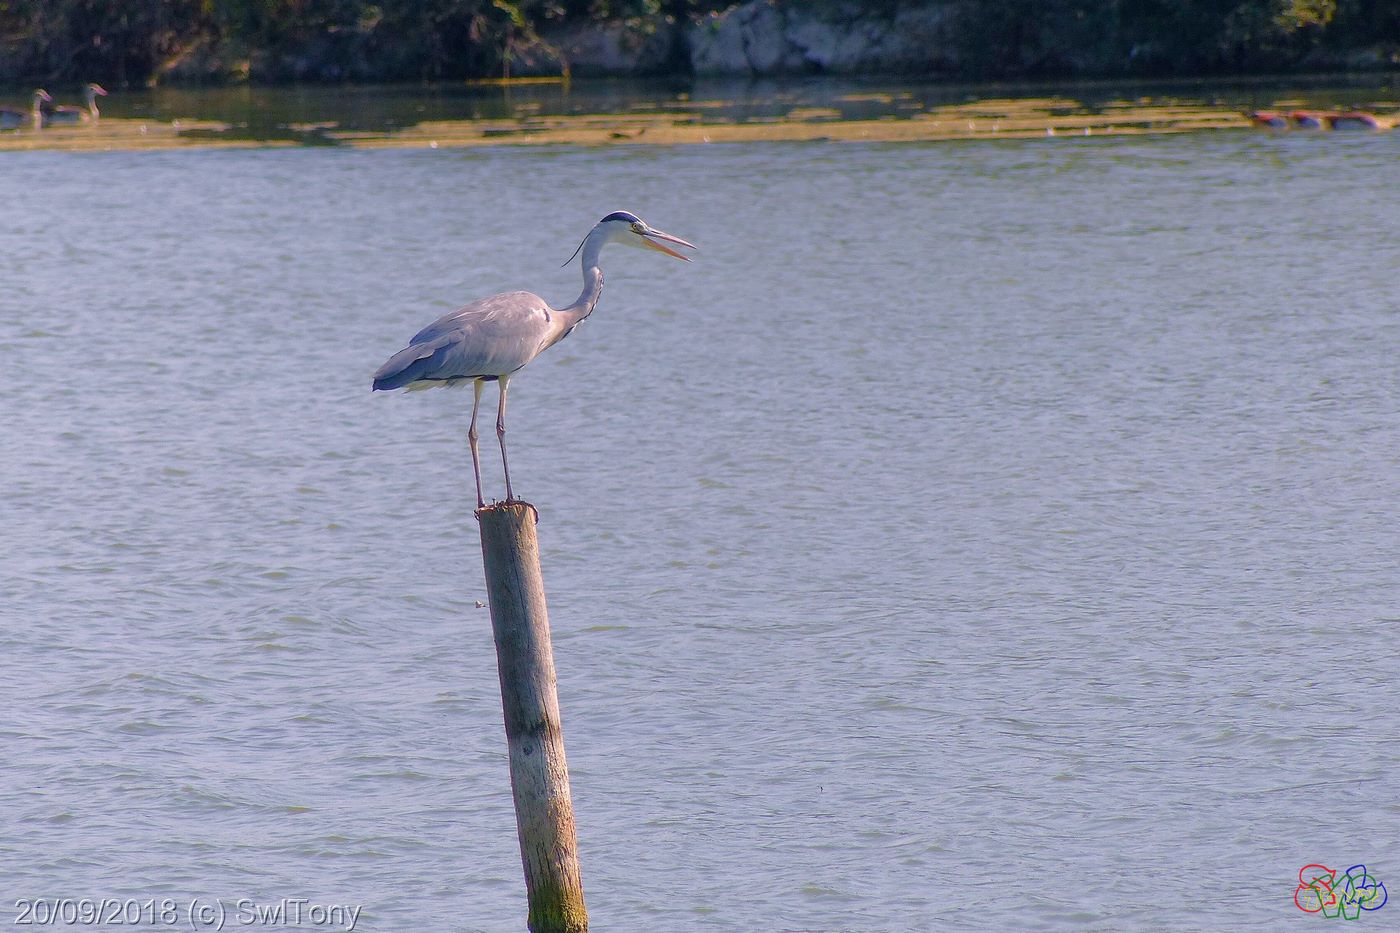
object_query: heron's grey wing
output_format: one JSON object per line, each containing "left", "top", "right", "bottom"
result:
{"left": 372, "top": 332, "right": 462, "bottom": 389}
{"left": 409, "top": 291, "right": 548, "bottom": 344}
{"left": 373, "top": 291, "right": 553, "bottom": 389}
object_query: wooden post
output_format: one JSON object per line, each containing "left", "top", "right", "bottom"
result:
{"left": 477, "top": 501, "right": 587, "bottom": 933}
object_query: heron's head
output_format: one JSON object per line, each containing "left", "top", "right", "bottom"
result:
{"left": 593, "top": 210, "right": 696, "bottom": 261}
{"left": 34, "top": 89, "right": 52, "bottom": 103}
{"left": 87, "top": 84, "right": 109, "bottom": 97}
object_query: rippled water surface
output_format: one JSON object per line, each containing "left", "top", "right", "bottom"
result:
{"left": 3, "top": 125, "right": 1399, "bottom": 931}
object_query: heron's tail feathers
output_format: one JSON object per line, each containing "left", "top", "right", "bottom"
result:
{"left": 372, "top": 334, "right": 456, "bottom": 391}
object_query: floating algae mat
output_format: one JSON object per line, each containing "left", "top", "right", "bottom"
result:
{"left": 2, "top": 78, "right": 1395, "bottom": 152}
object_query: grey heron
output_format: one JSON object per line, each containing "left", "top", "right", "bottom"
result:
{"left": 45, "top": 84, "right": 108, "bottom": 125}
{"left": 372, "top": 210, "right": 697, "bottom": 508}
{"left": 0, "top": 90, "right": 51, "bottom": 131}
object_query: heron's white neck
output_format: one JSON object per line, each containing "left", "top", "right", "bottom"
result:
{"left": 561, "top": 230, "right": 611, "bottom": 319}
{"left": 543, "top": 236, "right": 608, "bottom": 350}
{"left": 86, "top": 89, "right": 100, "bottom": 118}
{"left": 557, "top": 263, "right": 603, "bottom": 328}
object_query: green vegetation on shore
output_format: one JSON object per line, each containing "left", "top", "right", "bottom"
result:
{"left": 1, "top": 0, "right": 1396, "bottom": 86}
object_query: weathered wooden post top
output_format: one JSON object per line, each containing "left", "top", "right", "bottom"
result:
{"left": 477, "top": 500, "right": 587, "bottom": 933}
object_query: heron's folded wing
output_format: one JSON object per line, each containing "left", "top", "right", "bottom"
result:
{"left": 410, "top": 291, "right": 548, "bottom": 344}
{"left": 373, "top": 292, "right": 554, "bottom": 389}
{"left": 372, "top": 332, "right": 463, "bottom": 390}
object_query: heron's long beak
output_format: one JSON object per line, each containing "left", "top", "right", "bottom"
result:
{"left": 641, "top": 227, "right": 697, "bottom": 262}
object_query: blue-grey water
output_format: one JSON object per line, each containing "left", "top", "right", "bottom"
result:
{"left": 3, "top": 126, "right": 1399, "bottom": 931}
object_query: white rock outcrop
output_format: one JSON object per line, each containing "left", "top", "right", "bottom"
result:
{"left": 548, "top": 19, "right": 677, "bottom": 76}
{"left": 688, "top": 1, "right": 954, "bottom": 76}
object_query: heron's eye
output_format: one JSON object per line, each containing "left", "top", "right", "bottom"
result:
{"left": 631, "top": 222, "right": 644, "bottom": 234}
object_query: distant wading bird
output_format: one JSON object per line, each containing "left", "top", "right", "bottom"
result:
{"left": 0, "top": 90, "right": 51, "bottom": 131}
{"left": 45, "top": 83, "right": 108, "bottom": 125}
{"left": 372, "top": 211, "right": 697, "bottom": 508}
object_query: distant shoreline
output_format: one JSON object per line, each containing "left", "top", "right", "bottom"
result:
{"left": 0, "top": 101, "right": 1275, "bottom": 153}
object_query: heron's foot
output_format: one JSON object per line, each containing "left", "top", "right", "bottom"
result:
{"left": 475, "top": 498, "right": 538, "bottom": 524}
{"left": 502, "top": 496, "right": 540, "bottom": 525}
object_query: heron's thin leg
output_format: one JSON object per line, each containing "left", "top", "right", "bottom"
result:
{"left": 496, "top": 374, "right": 514, "bottom": 502}
{"left": 468, "top": 379, "right": 485, "bottom": 509}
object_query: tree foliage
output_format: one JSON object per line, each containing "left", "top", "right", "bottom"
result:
{"left": 0, "top": 0, "right": 1394, "bottom": 85}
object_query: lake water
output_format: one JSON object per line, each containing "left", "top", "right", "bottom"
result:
{"left": 2, "top": 99, "right": 1399, "bottom": 931}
